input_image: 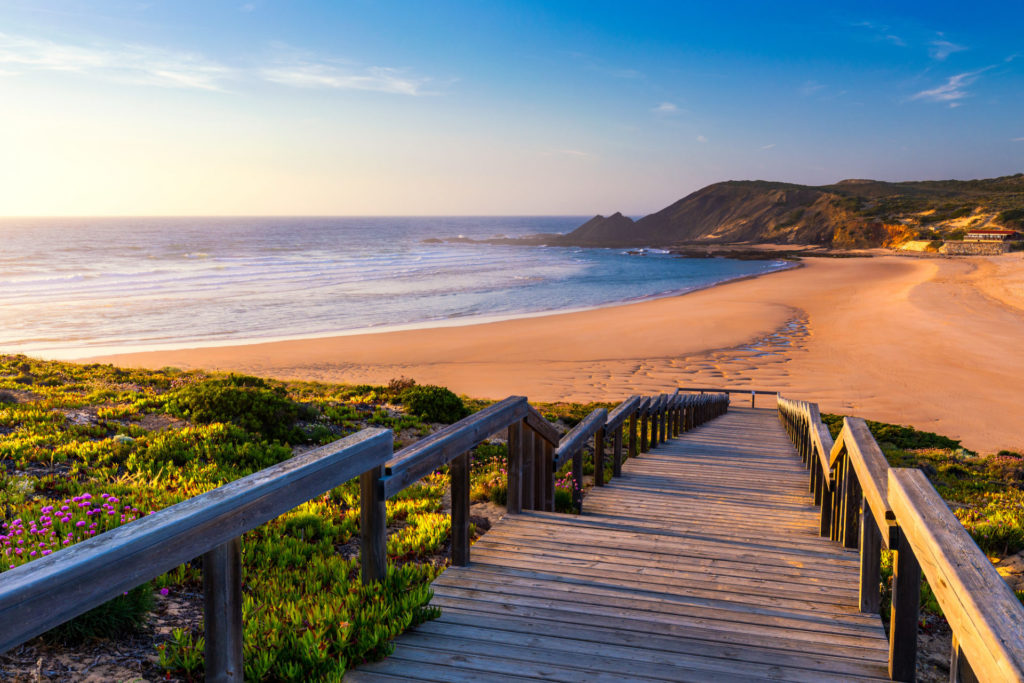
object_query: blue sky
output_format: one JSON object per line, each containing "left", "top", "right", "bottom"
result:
{"left": 1, "top": 0, "right": 1021, "bottom": 215}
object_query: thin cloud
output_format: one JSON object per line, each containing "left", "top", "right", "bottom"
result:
{"left": 1012, "top": 137, "right": 1024, "bottom": 142}
{"left": 240, "top": 3, "right": 256, "bottom": 11}
{"left": 0, "top": 32, "right": 234, "bottom": 90}
{"left": 696, "top": 135, "right": 707, "bottom": 143}
{"left": 853, "top": 21, "right": 905, "bottom": 47}
{"left": 929, "top": 40, "right": 967, "bottom": 61}
{"left": 260, "top": 62, "right": 430, "bottom": 95}
{"left": 800, "top": 80, "right": 825, "bottom": 96}
{"left": 910, "top": 67, "right": 991, "bottom": 106}
{"left": 553, "top": 149, "right": 595, "bottom": 159}
{"left": 652, "top": 102, "right": 678, "bottom": 114}
{"left": 760, "top": 143, "right": 776, "bottom": 150}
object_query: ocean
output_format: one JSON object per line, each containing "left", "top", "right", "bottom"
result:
{"left": 0, "top": 217, "right": 790, "bottom": 359}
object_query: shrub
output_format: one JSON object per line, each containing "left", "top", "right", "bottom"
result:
{"left": 166, "top": 374, "right": 300, "bottom": 442}
{"left": 399, "top": 385, "right": 467, "bottom": 424}
{"left": 46, "top": 583, "right": 155, "bottom": 644}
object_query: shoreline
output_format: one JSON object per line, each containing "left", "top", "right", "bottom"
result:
{"left": 45, "top": 258, "right": 795, "bottom": 361}
{"left": 88, "top": 253, "right": 1024, "bottom": 454}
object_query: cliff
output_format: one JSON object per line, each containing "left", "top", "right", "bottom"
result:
{"left": 557, "top": 175, "right": 1024, "bottom": 248}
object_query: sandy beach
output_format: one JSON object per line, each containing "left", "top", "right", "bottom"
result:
{"left": 91, "top": 253, "right": 1024, "bottom": 454}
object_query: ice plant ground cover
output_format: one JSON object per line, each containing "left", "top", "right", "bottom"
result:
{"left": 0, "top": 355, "right": 1020, "bottom": 679}
{"left": 0, "top": 355, "right": 603, "bottom": 680}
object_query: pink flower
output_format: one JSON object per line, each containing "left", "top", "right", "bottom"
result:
{"left": 159, "top": 588, "right": 170, "bottom": 597}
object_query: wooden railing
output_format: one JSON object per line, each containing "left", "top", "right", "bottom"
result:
{"left": 777, "top": 395, "right": 1024, "bottom": 683}
{"left": 676, "top": 386, "right": 776, "bottom": 407}
{"left": 0, "top": 428, "right": 394, "bottom": 681}
{"left": 0, "top": 389, "right": 729, "bottom": 682}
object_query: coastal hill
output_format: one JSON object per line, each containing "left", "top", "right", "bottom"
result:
{"left": 557, "top": 175, "right": 1024, "bottom": 248}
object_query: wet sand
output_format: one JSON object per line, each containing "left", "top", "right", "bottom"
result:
{"left": 90, "top": 254, "right": 1024, "bottom": 454}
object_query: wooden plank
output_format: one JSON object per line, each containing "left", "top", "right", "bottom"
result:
{"left": 888, "top": 530, "right": 921, "bottom": 682}
{"left": 0, "top": 427, "right": 392, "bottom": 653}
{"left": 594, "top": 426, "right": 606, "bottom": 486}
{"left": 360, "top": 463, "right": 387, "bottom": 584}
{"left": 450, "top": 452, "right": 470, "bottom": 566}
{"left": 859, "top": 496, "right": 882, "bottom": 614}
{"left": 204, "top": 537, "right": 243, "bottom": 683}
{"left": 841, "top": 417, "right": 898, "bottom": 549}
{"left": 889, "top": 468, "right": 1024, "bottom": 683}
{"left": 606, "top": 395, "right": 640, "bottom": 431}
{"left": 383, "top": 396, "right": 527, "bottom": 497}
{"left": 532, "top": 431, "right": 545, "bottom": 510}
{"left": 524, "top": 404, "right": 561, "bottom": 446}
{"left": 612, "top": 425, "right": 623, "bottom": 478}
{"left": 552, "top": 407, "right": 607, "bottom": 469}
{"left": 506, "top": 420, "right": 523, "bottom": 514}
{"left": 520, "top": 427, "right": 534, "bottom": 509}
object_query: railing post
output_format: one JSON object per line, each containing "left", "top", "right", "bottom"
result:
{"left": 859, "top": 498, "right": 882, "bottom": 613}
{"left": 521, "top": 428, "right": 535, "bottom": 511}
{"left": 819, "top": 479, "right": 833, "bottom": 537}
{"left": 450, "top": 451, "right": 470, "bottom": 566}
{"left": 507, "top": 420, "right": 524, "bottom": 514}
{"left": 360, "top": 464, "right": 387, "bottom": 584}
{"left": 660, "top": 402, "right": 668, "bottom": 442}
{"left": 594, "top": 426, "right": 606, "bottom": 486}
{"left": 844, "top": 468, "right": 861, "bottom": 549}
{"left": 572, "top": 448, "right": 583, "bottom": 514}
{"left": 612, "top": 425, "right": 623, "bottom": 477}
{"left": 640, "top": 408, "right": 649, "bottom": 453}
{"left": 542, "top": 440, "right": 555, "bottom": 511}
{"left": 751, "top": 391, "right": 755, "bottom": 408}
{"left": 203, "top": 537, "right": 243, "bottom": 683}
{"left": 532, "top": 432, "right": 545, "bottom": 510}
{"left": 628, "top": 412, "right": 638, "bottom": 460}
{"left": 889, "top": 531, "right": 921, "bottom": 682}
{"left": 950, "top": 634, "right": 980, "bottom": 683}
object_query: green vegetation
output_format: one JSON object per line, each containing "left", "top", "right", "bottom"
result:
{"left": 0, "top": 355, "right": 512, "bottom": 680}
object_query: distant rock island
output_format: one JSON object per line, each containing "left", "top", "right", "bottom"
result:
{"left": 544, "top": 175, "right": 1024, "bottom": 250}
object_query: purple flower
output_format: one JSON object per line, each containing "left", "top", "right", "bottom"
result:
{"left": 75, "top": 521, "right": 86, "bottom": 528}
{"left": 159, "top": 588, "right": 170, "bottom": 597}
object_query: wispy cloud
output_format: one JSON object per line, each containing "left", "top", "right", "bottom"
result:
{"left": 929, "top": 40, "right": 966, "bottom": 61}
{"left": 0, "top": 31, "right": 233, "bottom": 90}
{"left": 240, "top": 3, "right": 256, "bottom": 12}
{"left": 652, "top": 102, "right": 678, "bottom": 114}
{"left": 0, "top": 32, "right": 435, "bottom": 96}
{"left": 910, "top": 67, "right": 991, "bottom": 106}
{"left": 261, "top": 62, "right": 430, "bottom": 95}
{"left": 696, "top": 135, "right": 707, "bottom": 143}
{"left": 552, "top": 149, "right": 595, "bottom": 159}
{"left": 1013, "top": 137, "right": 1024, "bottom": 142}
{"left": 800, "top": 80, "right": 825, "bottom": 96}
{"left": 760, "top": 143, "right": 776, "bottom": 150}
{"left": 853, "top": 21, "right": 905, "bottom": 47}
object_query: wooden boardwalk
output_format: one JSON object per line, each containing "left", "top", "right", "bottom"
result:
{"left": 346, "top": 407, "right": 892, "bottom": 682}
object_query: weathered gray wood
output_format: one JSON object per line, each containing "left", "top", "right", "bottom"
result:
{"left": 612, "top": 425, "right": 623, "bottom": 478}
{"left": 360, "top": 463, "right": 388, "bottom": 584}
{"left": 542, "top": 440, "right": 555, "bottom": 512}
{"left": 606, "top": 395, "right": 640, "bottom": 431}
{"left": 524, "top": 404, "right": 561, "bottom": 446}
{"left": 506, "top": 420, "right": 524, "bottom": 514}
{"left": 951, "top": 634, "right": 981, "bottom": 683}
{"left": 0, "top": 427, "right": 392, "bottom": 654}
{"left": 521, "top": 427, "right": 535, "bottom": 510}
{"left": 843, "top": 466, "right": 861, "bottom": 550}
{"left": 888, "top": 531, "right": 921, "bottom": 682}
{"left": 347, "top": 407, "right": 891, "bottom": 683}
{"left": 204, "top": 537, "right": 243, "bottom": 683}
{"left": 836, "top": 417, "right": 897, "bottom": 548}
{"left": 639, "top": 397, "right": 650, "bottom": 452}
{"left": 383, "top": 396, "right": 527, "bottom": 498}
{"left": 628, "top": 412, "right": 637, "bottom": 461}
{"left": 552, "top": 408, "right": 607, "bottom": 470}
{"left": 859, "top": 496, "right": 882, "bottom": 614}
{"left": 889, "top": 468, "right": 1024, "bottom": 683}
{"left": 450, "top": 452, "right": 470, "bottom": 566}
{"left": 532, "top": 431, "right": 545, "bottom": 510}
{"left": 571, "top": 448, "right": 583, "bottom": 513}
{"left": 594, "top": 426, "right": 606, "bottom": 487}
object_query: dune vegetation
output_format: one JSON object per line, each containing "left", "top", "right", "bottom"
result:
{"left": 0, "top": 354, "right": 1021, "bottom": 679}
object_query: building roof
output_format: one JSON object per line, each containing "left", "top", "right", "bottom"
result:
{"left": 966, "top": 229, "right": 1018, "bottom": 234}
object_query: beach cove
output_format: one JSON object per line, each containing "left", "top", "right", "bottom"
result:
{"left": 92, "top": 253, "right": 1024, "bottom": 454}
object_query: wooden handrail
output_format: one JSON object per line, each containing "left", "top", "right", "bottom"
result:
{"left": 889, "top": 469, "right": 1024, "bottom": 683}
{"left": 552, "top": 408, "right": 607, "bottom": 470}
{"left": 606, "top": 395, "right": 640, "bottom": 431}
{"left": 777, "top": 392, "right": 1024, "bottom": 682}
{"left": 381, "top": 396, "right": 529, "bottom": 498}
{"left": 524, "top": 404, "right": 561, "bottom": 446}
{"left": 0, "top": 427, "right": 393, "bottom": 677}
